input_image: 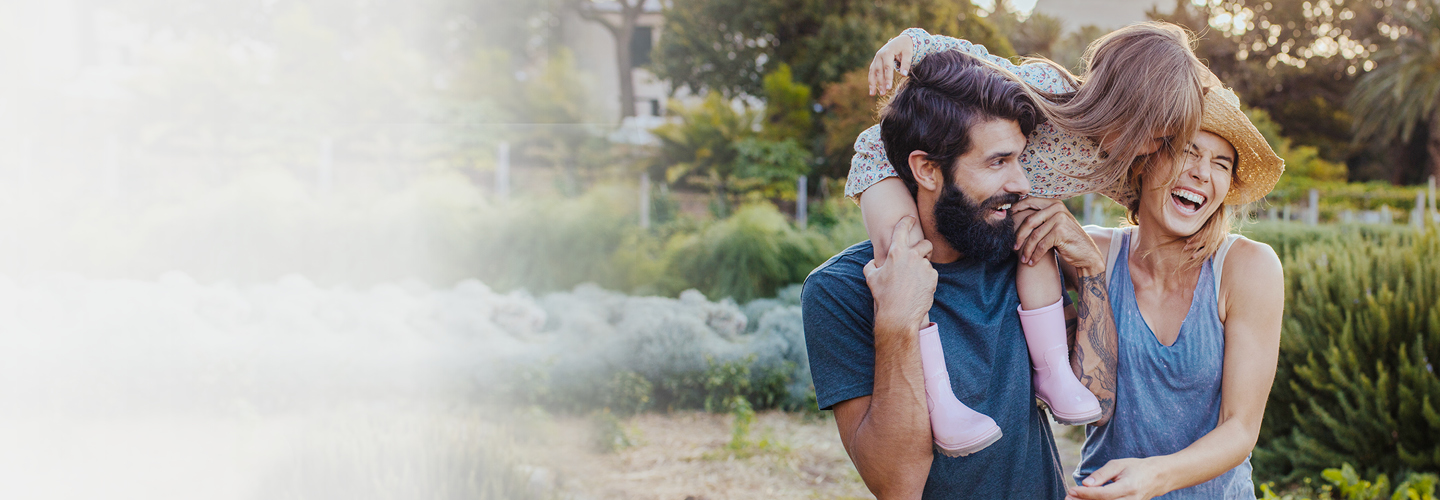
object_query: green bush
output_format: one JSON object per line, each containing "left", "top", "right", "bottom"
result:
{"left": 1254, "top": 230, "right": 1440, "bottom": 483}
{"left": 1260, "top": 463, "right": 1438, "bottom": 500}
{"left": 666, "top": 204, "right": 831, "bottom": 303}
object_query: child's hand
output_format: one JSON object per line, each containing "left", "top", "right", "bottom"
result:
{"left": 869, "top": 34, "right": 914, "bottom": 96}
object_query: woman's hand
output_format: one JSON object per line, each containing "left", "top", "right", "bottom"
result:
{"left": 1065, "top": 458, "right": 1168, "bottom": 500}
{"left": 1011, "top": 197, "right": 1104, "bottom": 274}
{"left": 868, "top": 34, "right": 914, "bottom": 96}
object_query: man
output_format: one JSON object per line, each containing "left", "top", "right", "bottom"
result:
{"left": 801, "top": 50, "right": 1117, "bottom": 498}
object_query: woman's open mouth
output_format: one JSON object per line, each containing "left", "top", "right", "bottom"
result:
{"left": 1170, "top": 188, "right": 1207, "bottom": 215}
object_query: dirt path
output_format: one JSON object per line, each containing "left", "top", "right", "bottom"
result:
{"left": 508, "top": 410, "right": 1086, "bottom": 499}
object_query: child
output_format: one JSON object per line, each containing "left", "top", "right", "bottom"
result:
{"left": 854, "top": 23, "right": 1212, "bottom": 457}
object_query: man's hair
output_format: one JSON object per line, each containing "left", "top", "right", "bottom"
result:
{"left": 879, "top": 50, "right": 1040, "bottom": 198}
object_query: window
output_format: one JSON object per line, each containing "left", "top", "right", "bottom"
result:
{"left": 630, "top": 26, "right": 653, "bottom": 68}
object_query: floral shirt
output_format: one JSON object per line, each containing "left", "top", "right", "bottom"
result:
{"left": 845, "top": 28, "right": 1106, "bottom": 202}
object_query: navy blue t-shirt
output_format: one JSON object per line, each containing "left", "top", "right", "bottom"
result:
{"left": 802, "top": 241, "right": 1065, "bottom": 499}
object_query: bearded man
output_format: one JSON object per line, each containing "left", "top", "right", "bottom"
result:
{"left": 801, "top": 50, "right": 1118, "bottom": 498}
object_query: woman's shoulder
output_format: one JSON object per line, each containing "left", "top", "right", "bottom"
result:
{"left": 1217, "top": 236, "right": 1283, "bottom": 302}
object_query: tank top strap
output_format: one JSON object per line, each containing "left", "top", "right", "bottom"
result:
{"left": 1212, "top": 234, "right": 1244, "bottom": 304}
{"left": 1101, "top": 226, "right": 1133, "bottom": 287}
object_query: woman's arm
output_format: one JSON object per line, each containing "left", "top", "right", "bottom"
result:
{"left": 1066, "top": 240, "right": 1284, "bottom": 500}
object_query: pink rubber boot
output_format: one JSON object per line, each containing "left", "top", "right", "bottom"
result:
{"left": 1019, "top": 299, "right": 1102, "bottom": 425}
{"left": 918, "top": 323, "right": 1003, "bottom": 457}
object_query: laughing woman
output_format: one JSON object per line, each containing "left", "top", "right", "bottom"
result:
{"left": 1010, "top": 86, "right": 1286, "bottom": 500}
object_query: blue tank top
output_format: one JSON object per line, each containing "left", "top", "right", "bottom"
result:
{"left": 1076, "top": 229, "right": 1255, "bottom": 498}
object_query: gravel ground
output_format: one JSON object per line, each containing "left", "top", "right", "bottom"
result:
{"left": 508, "top": 409, "right": 1088, "bottom": 499}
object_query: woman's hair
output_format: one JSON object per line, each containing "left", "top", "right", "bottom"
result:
{"left": 1024, "top": 22, "right": 1209, "bottom": 192}
{"left": 1122, "top": 140, "right": 1244, "bottom": 269}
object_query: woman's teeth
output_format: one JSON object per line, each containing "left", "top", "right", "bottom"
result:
{"left": 1171, "top": 189, "right": 1205, "bottom": 212}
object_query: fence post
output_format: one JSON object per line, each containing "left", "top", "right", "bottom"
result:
{"left": 640, "top": 172, "right": 651, "bottom": 229}
{"left": 1414, "top": 191, "right": 1427, "bottom": 229}
{"left": 1430, "top": 175, "right": 1437, "bottom": 224}
{"left": 1307, "top": 189, "right": 1320, "bottom": 226}
{"left": 496, "top": 141, "right": 510, "bottom": 200}
{"left": 797, "top": 175, "right": 808, "bottom": 230}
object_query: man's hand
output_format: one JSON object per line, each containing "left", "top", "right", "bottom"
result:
{"left": 1012, "top": 197, "right": 1103, "bottom": 273}
{"left": 1065, "top": 458, "right": 1168, "bottom": 500}
{"left": 869, "top": 34, "right": 915, "bottom": 96}
{"left": 863, "top": 216, "right": 935, "bottom": 332}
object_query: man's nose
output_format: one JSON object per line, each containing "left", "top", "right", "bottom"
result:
{"left": 1006, "top": 163, "right": 1031, "bottom": 196}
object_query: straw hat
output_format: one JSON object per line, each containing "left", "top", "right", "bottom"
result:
{"left": 1087, "top": 86, "right": 1285, "bottom": 208}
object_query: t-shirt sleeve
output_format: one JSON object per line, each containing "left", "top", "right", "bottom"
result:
{"left": 844, "top": 125, "right": 897, "bottom": 203}
{"left": 801, "top": 266, "right": 878, "bottom": 410}
{"left": 902, "top": 27, "right": 1078, "bottom": 95}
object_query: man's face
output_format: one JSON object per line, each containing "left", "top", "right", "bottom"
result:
{"left": 931, "top": 118, "right": 1031, "bottom": 263}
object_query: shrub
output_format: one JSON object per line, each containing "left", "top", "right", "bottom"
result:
{"left": 1259, "top": 463, "right": 1438, "bottom": 500}
{"left": 1254, "top": 230, "right": 1440, "bottom": 483}
{"left": 502, "top": 283, "right": 814, "bottom": 415}
{"left": 665, "top": 204, "right": 830, "bottom": 303}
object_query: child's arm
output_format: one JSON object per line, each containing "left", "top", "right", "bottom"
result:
{"left": 845, "top": 125, "right": 924, "bottom": 268}
{"left": 896, "top": 28, "right": 1078, "bottom": 95}
{"left": 860, "top": 178, "right": 923, "bottom": 268}
{"left": 1016, "top": 249, "right": 1064, "bottom": 311}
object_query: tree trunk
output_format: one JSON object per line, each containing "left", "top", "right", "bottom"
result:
{"left": 615, "top": 24, "right": 636, "bottom": 119}
{"left": 576, "top": 0, "right": 642, "bottom": 121}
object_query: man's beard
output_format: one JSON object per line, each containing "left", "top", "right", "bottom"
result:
{"left": 932, "top": 183, "right": 1021, "bottom": 264}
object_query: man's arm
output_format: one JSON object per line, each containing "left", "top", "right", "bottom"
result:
{"left": 830, "top": 217, "right": 938, "bottom": 499}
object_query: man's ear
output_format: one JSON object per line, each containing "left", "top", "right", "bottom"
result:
{"left": 908, "top": 150, "right": 943, "bottom": 192}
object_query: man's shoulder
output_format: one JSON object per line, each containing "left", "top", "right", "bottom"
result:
{"left": 804, "top": 241, "right": 874, "bottom": 289}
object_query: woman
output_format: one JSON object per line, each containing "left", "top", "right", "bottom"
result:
{"left": 1011, "top": 86, "right": 1285, "bottom": 499}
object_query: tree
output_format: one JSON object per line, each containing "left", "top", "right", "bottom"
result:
{"left": 1348, "top": 2, "right": 1440, "bottom": 183}
{"left": 652, "top": 0, "right": 1013, "bottom": 99}
{"left": 1148, "top": 0, "right": 1398, "bottom": 177}
{"left": 572, "top": 0, "right": 645, "bottom": 119}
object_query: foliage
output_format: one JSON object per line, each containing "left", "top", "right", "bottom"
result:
{"left": 1248, "top": 107, "right": 1350, "bottom": 183}
{"left": 666, "top": 205, "right": 830, "bottom": 303}
{"left": 501, "top": 283, "right": 815, "bottom": 416}
{"left": 1259, "top": 463, "right": 1438, "bottom": 500}
{"left": 1347, "top": 1, "right": 1440, "bottom": 181}
{"left": 1149, "top": 0, "right": 1395, "bottom": 173}
{"left": 652, "top": 0, "right": 1013, "bottom": 100}
{"left": 817, "top": 68, "right": 879, "bottom": 180}
{"left": 650, "top": 88, "right": 814, "bottom": 212}
{"left": 760, "top": 64, "right": 816, "bottom": 142}
{"left": 1253, "top": 230, "right": 1440, "bottom": 483}
{"left": 591, "top": 409, "right": 635, "bottom": 453}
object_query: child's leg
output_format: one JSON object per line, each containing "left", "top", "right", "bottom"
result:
{"left": 1017, "top": 249, "right": 1101, "bottom": 425}
{"left": 918, "top": 323, "right": 1002, "bottom": 457}
{"left": 861, "top": 178, "right": 1002, "bottom": 454}
{"left": 859, "top": 178, "right": 923, "bottom": 267}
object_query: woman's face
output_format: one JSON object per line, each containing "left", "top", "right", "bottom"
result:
{"left": 1137, "top": 130, "right": 1235, "bottom": 237}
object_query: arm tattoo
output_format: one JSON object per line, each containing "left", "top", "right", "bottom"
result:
{"left": 1074, "top": 274, "right": 1118, "bottom": 423}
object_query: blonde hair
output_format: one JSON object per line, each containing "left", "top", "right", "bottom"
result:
{"left": 1122, "top": 143, "right": 1243, "bottom": 270}
{"left": 1021, "top": 22, "right": 1209, "bottom": 192}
